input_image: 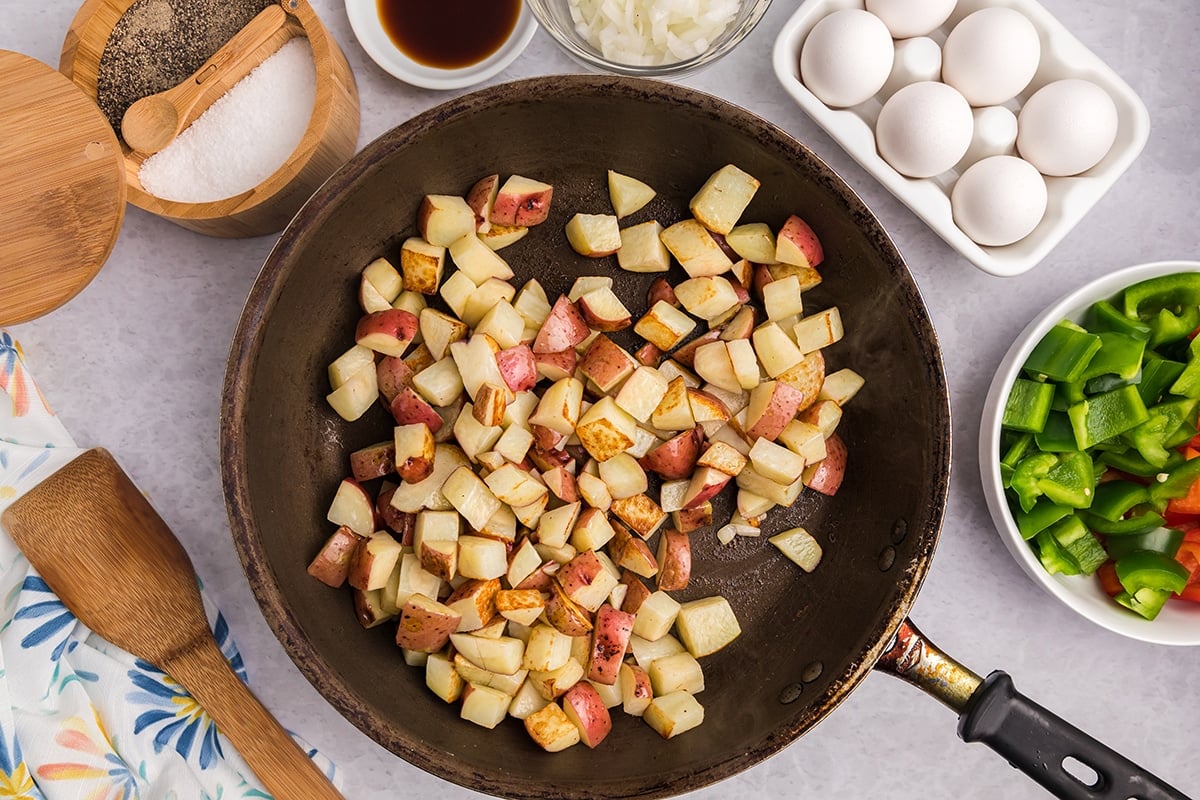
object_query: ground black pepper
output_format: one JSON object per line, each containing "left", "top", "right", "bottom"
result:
{"left": 96, "top": 0, "right": 274, "bottom": 130}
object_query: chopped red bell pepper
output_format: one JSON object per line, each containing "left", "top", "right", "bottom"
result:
{"left": 1097, "top": 561, "right": 1123, "bottom": 597}
{"left": 1173, "top": 529, "right": 1200, "bottom": 603}
{"left": 1165, "top": 447, "right": 1200, "bottom": 514}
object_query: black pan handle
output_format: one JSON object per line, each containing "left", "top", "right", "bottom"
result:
{"left": 876, "top": 618, "right": 1192, "bottom": 800}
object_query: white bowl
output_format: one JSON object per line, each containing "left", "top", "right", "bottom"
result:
{"left": 344, "top": 1, "right": 536, "bottom": 90}
{"left": 772, "top": 0, "right": 1150, "bottom": 278}
{"left": 980, "top": 260, "right": 1200, "bottom": 646}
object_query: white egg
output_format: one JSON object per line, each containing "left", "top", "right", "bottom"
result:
{"left": 800, "top": 9, "right": 895, "bottom": 108}
{"left": 866, "top": 0, "right": 957, "bottom": 39}
{"left": 875, "top": 81, "right": 974, "bottom": 178}
{"left": 951, "top": 155, "right": 1048, "bottom": 246}
{"left": 956, "top": 105, "right": 1018, "bottom": 170}
{"left": 1017, "top": 79, "right": 1120, "bottom": 176}
{"left": 879, "top": 36, "right": 943, "bottom": 98}
{"left": 942, "top": 7, "right": 1040, "bottom": 106}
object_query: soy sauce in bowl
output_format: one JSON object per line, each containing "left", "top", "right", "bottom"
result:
{"left": 377, "top": 0, "right": 522, "bottom": 69}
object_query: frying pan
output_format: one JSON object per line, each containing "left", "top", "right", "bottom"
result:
{"left": 220, "top": 76, "right": 1185, "bottom": 800}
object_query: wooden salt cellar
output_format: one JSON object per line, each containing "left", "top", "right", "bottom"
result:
{"left": 60, "top": 0, "right": 360, "bottom": 238}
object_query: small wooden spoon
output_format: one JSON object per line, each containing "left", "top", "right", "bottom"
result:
{"left": 1, "top": 448, "right": 343, "bottom": 799}
{"left": 121, "top": 2, "right": 289, "bottom": 154}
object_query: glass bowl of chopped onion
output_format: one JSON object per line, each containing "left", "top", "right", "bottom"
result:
{"left": 528, "top": 0, "right": 772, "bottom": 77}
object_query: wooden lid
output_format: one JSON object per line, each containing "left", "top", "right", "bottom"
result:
{"left": 0, "top": 50, "right": 126, "bottom": 325}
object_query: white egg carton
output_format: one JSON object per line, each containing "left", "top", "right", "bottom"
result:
{"left": 772, "top": 0, "right": 1150, "bottom": 278}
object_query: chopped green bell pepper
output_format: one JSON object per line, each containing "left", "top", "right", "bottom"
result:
{"left": 1035, "top": 529, "right": 1081, "bottom": 576}
{"left": 1148, "top": 454, "right": 1200, "bottom": 506}
{"left": 1169, "top": 335, "right": 1200, "bottom": 398}
{"left": 1002, "top": 378, "right": 1055, "bottom": 433}
{"left": 1136, "top": 354, "right": 1186, "bottom": 407}
{"left": 1034, "top": 411, "right": 1078, "bottom": 453}
{"left": 1039, "top": 451, "right": 1095, "bottom": 509}
{"left": 1011, "top": 452, "right": 1059, "bottom": 512}
{"left": 1115, "top": 587, "right": 1172, "bottom": 621}
{"left": 1080, "top": 331, "right": 1147, "bottom": 382}
{"left": 1085, "top": 299, "right": 1151, "bottom": 340}
{"left": 1121, "top": 272, "right": 1200, "bottom": 348}
{"left": 1087, "top": 480, "right": 1148, "bottom": 522}
{"left": 1123, "top": 398, "right": 1199, "bottom": 468}
{"left": 1067, "top": 385, "right": 1149, "bottom": 449}
{"left": 1114, "top": 550, "right": 1191, "bottom": 594}
{"left": 1014, "top": 498, "right": 1074, "bottom": 541}
{"left": 1079, "top": 510, "right": 1165, "bottom": 536}
{"left": 1047, "top": 516, "right": 1108, "bottom": 575}
{"left": 1106, "top": 527, "right": 1185, "bottom": 560}
{"left": 1023, "top": 321, "right": 1102, "bottom": 383}
{"left": 1098, "top": 447, "right": 1184, "bottom": 478}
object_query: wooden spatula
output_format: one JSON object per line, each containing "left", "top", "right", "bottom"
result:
{"left": 1, "top": 448, "right": 343, "bottom": 799}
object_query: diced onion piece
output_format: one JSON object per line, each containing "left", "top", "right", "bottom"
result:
{"left": 567, "top": 0, "right": 738, "bottom": 67}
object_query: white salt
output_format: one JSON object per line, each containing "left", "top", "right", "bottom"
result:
{"left": 138, "top": 37, "right": 316, "bottom": 203}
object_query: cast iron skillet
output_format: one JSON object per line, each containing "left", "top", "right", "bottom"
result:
{"left": 221, "top": 76, "right": 1185, "bottom": 800}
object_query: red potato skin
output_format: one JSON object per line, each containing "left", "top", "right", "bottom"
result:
{"left": 655, "top": 529, "right": 692, "bottom": 591}
{"left": 496, "top": 345, "right": 538, "bottom": 392}
{"left": 718, "top": 306, "right": 757, "bottom": 340}
{"left": 670, "top": 329, "right": 721, "bottom": 367}
{"left": 533, "top": 296, "right": 590, "bottom": 354}
{"left": 528, "top": 443, "right": 574, "bottom": 473}
{"left": 349, "top": 441, "right": 396, "bottom": 482}
{"left": 390, "top": 387, "right": 443, "bottom": 433}
{"left": 542, "top": 466, "right": 579, "bottom": 503}
{"left": 778, "top": 215, "right": 825, "bottom": 268}
{"left": 745, "top": 381, "right": 806, "bottom": 441}
{"left": 807, "top": 433, "right": 846, "bottom": 496}
{"left": 395, "top": 596, "right": 461, "bottom": 653}
{"left": 709, "top": 230, "right": 740, "bottom": 261}
{"left": 634, "top": 342, "right": 663, "bottom": 367}
{"left": 579, "top": 294, "right": 633, "bottom": 332}
{"left": 683, "top": 468, "right": 732, "bottom": 509}
{"left": 563, "top": 681, "right": 613, "bottom": 748}
{"left": 466, "top": 174, "right": 499, "bottom": 231}
{"left": 490, "top": 178, "right": 553, "bottom": 227}
{"left": 376, "top": 356, "right": 414, "bottom": 405}
{"left": 544, "top": 581, "right": 594, "bottom": 636}
{"left": 375, "top": 487, "right": 415, "bottom": 544}
{"left": 647, "top": 277, "right": 678, "bottom": 308}
{"left": 588, "top": 603, "right": 635, "bottom": 685}
{"left": 532, "top": 424, "right": 566, "bottom": 451}
{"left": 728, "top": 276, "right": 751, "bottom": 305}
{"left": 557, "top": 550, "right": 607, "bottom": 601}
{"left": 513, "top": 559, "right": 560, "bottom": 592}
{"left": 356, "top": 308, "right": 419, "bottom": 349}
{"left": 618, "top": 571, "right": 652, "bottom": 613}
{"left": 579, "top": 335, "right": 635, "bottom": 389}
{"left": 673, "top": 503, "right": 712, "bottom": 533}
{"left": 534, "top": 348, "right": 578, "bottom": 381}
{"left": 353, "top": 588, "right": 391, "bottom": 628}
{"left": 306, "top": 526, "right": 365, "bottom": 587}
{"left": 404, "top": 342, "right": 435, "bottom": 375}
{"left": 639, "top": 426, "right": 704, "bottom": 480}
{"left": 777, "top": 350, "right": 825, "bottom": 414}
{"left": 751, "top": 262, "right": 774, "bottom": 303}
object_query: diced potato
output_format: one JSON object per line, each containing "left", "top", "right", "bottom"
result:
{"left": 461, "top": 682, "right": 511, "bottom": 729}
{"left": 450, "top": 633, "right": 526, "bottom": 675}
{"left": 509, "top": 678, "right": 551, "bottom": 720}
{"left": 632, "top": 590, "right": 681, "bottom": 641}
{"left": 769, "top": 527, "right": 824, "bottom": 572}
{"left": 644, "top": 691, "right": 705, "bottom": 739}
{"left": 648, "top": 651, "right": 705, "bottom": 696}
{"left": 620, "top": 662, "right": 654, "bottom": 716}
{"left": 426, "top": 651, "right": 464, "bottom": 703}
{"left": 819, "top": 368, "right": 865, "bottom": 406}
{"left": 608, "top": 170, "right": 656, "bottom": 218}
{"left": 524, "top": 701, "right": 581, "bottom": 751}
{"left": 634, "top": 301, "right": 697, "bottom": 352}
{"left": 617, "top": 221, "right": 670, "bottom": 273}
{"left": 689, "top": 164, "right": 760, "bottom": 235}
{"left": 675, "top": 596, "right": 742, "bottom": 657}
{"left": 792, "top": 307, "right": 844, "bottom": 355}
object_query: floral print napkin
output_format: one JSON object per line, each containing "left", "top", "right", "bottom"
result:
{"left": 0, "top": 331, "right": 337, "bottom": 799}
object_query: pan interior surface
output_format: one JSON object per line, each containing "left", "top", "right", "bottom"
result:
{"left": 222, "top": 76, "right": 950, "bottom": 800}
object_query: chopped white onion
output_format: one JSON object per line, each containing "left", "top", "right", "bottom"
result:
{"left": 568, "top": 0, "right": 739, "bottom": 66}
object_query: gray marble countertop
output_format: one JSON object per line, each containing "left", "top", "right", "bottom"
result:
{"left": 2, "top": 1, "right": 1198, "bottom": 798}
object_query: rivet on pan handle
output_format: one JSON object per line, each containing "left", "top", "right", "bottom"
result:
{"left": 877, "top": 619, "right": 1190, "bottom": 800}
